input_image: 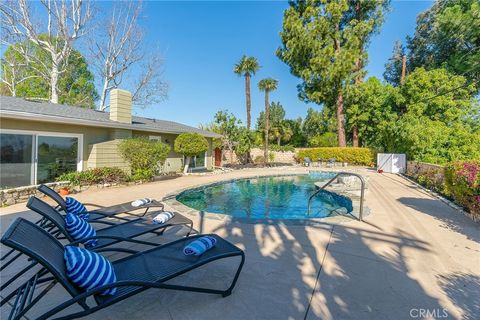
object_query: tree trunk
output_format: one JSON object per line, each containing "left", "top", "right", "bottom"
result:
{"left": 229, "top": 145, "right": 233, "bottom": 164}
{"left": 352, "top": 126, "right": 359, "bottom": 147}
{"left": 50, "top": 63, "right": 59, "bottom": 103}
{"left": 264, "top": 90, "right": 269, "bottom": 163}
{"left": 245, "top": 74, "right": 251, "bottom": 129}
{"left": 336, "top": 90, "right": 346, "bottom": 147}
{"left": 183, "top": 156, "right": 191, "bottom": 174}
{"left": 277, "top": 136, "right": 281, "bottom": 146}
{"left": 99, "top": 78, "right": 109, "bottom": 110}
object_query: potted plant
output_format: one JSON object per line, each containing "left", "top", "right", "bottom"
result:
{"left": 59, "top": 187, "right": 70, "bottom": 196}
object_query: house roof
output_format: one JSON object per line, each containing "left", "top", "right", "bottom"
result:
{"left": 0, "top": 96, "right": 221, "bottom": 138}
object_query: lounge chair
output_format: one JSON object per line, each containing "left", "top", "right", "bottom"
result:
{"left": 26, "top": 196, "right": 193, "bottom": 249}
{"left": 303, "top": 157, "right": 312, "bottom": 167}
{"left": 1, "top": 218, "right": 245, "bottom": 320}
{"left": 38, "top": 184, "right": 164, "bottom": 220}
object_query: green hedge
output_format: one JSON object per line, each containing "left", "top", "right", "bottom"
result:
{"left": 297, "top": 147, "right": 376, "bottom": 166}
{"left": 57, "top": 167, "right": 129, "bottom": 185}
{"left": 444, "top": 160, "right": 480, "bottom": 217}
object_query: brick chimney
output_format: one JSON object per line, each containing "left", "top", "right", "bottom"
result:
{"left": 109, "top": 89, "right": 132, "bottom": 124}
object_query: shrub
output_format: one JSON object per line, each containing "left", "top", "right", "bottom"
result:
{"left": 308, "top": 132, "right": 337, "bottom": 147}
{"left": 444, "top": 160, "right": 480, "bottom": 217}
{"left": 254, "top": 155, "right": 265, "bottom": 164}
{"left": 174, "top": 133, "right": 208, "bottom": 173}
{"left": 118, "top": 138, "right": 171, "bottom": 181}
{"left": 268, "top": 152, "right": 275, "bottom": 162}
{"left": 57, "top": 167, "right": 129, "bottom": 185}
{"left": 297, "top": 147, "right": 375, "bottom": 166}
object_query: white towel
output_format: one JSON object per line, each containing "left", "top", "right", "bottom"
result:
{"left": 131, "top": 198, "right": 152, "bottom": 207}
{"left": 153, "top": 211, "right": 175, "bottom": 224}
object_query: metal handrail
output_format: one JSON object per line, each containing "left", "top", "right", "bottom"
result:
{"left": 308, "top": 172, "right": 366, "bottom": 221}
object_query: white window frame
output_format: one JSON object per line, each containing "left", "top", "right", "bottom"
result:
{"left": 1, "top": 129, "right": 83, "bottom": 185}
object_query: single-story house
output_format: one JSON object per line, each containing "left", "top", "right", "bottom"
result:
{"left": 0, "top": 89, "right": 221, "bottom": 189}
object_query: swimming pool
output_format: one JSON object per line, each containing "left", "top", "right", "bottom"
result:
{"left": 176, "top": 172, "right": 354, "bottom": 220}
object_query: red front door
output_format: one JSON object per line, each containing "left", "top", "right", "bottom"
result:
{"left": 214, "top": 148, "right": 222, "bottom": 166}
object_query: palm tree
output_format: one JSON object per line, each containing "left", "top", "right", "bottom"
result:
{"left": 258, "top": 78, "right": 278, "bottom": 163}
{"left": 234, "top": 56, "right": 260, "bottom": 129}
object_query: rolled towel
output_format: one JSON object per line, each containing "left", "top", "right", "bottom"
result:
{"left": 152, "top": 211, "right": 175, "bottom": 224}
{"left": 131, "top": 198, "right": 152, "bottom": 207}
{"left": 183, "top": 236, "right": 217, "bottom": 256}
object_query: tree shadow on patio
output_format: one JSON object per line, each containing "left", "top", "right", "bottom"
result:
{"left": 398, "top": 197, "right": 480, "bottom": 242}
{"left": 438, "top": 272, "right": 480, "bottom": 320}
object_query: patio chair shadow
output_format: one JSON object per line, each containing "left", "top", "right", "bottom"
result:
{"left": 398, "top": 197, "right": 480, "bottom": 242}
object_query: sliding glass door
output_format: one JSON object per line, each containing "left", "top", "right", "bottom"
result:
{"left": 37, "top": 136, "right": 79, "bottom": 183}
{"left": 0, "top": 131, "right": 82, "bottom": 188}
{"left": 0, "top": 133, "right": 34, "bottom": 188}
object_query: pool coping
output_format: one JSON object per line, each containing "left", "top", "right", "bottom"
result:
{"left": 162, "top": 171, "right": 370, "bottom": 226}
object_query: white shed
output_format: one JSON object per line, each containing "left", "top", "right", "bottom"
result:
{"left": 377, "top": 153, "right": 406, "bottom": 173}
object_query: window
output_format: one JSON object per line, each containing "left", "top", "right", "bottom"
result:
{"left": 185, "top": 152, "right": 207, "bottom": 168}
{"left": 0, "top": 130, "right": 82, "bottom": 188}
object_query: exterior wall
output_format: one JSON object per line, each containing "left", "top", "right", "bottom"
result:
{"left": 87, "top": 140, "right": 130, "bottom": 171}
{"left": 0, "top": 117, "right": 110, "bottom": 169}
{"left": 222, "top": 147, "right": 297, "bottom": 165}
{"left": 1, "top": 118, "right": 215, "bottom": 177}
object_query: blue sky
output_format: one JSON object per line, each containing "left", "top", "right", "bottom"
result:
{"left": 119, "top": 1, "right": 433, "bottom": 127}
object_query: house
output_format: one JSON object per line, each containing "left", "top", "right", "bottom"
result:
{"left": 0, "top": 89, "right": 221, "bottom": 188}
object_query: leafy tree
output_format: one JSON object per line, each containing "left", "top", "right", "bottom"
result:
{"left": 278, "top": 0, "right": 383, "bottom": 146}
{"left": 174, "top": 133, "right": 208, "bottom": 174}
{"left": 393, "top": 68, "right": 479, "bottom": 163}
{"left": 1, "top": 40, "right": 98, "bottom": 108}
{"left": 256, "top": 101, "right": 293, "bottom": 145}
{"left": 345, "top": 77, "right": 400, "bottom": 150}
{"left": 118, "top": 138, "right": 171, "bottom": 180}
{"left": 214, "top": 110, "right": 242, "bottom": 164}
{"left": 302, "top": 108, "right": 336, "bottom": 142}
{"left": 234, "top": 56, "right": 260, "bottom": 129}
{"left": 407, "top": 0, "right": 480, "bottom": 91}
{"left": 258, "top": 78, "right": 278, "bottom": 163}
{"left": 383, "top": 40, "right": 409, "bottom": 86}
{"left": 284, "top": 118, "right": 306, "bottom": 147}
{"left": 308, "top": 132, "right": 338, "bottom": 147}
{"left": 235, "top": 127, "right": 255, "bottom": 160}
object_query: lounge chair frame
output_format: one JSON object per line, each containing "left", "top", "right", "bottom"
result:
{"left": 1, "top": 218, "right": 244, "bottom": 320}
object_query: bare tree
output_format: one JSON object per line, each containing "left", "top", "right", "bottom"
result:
{"left": 0, "top": 0, "right": 91, "bottom": 103}
{"left": 0, "top": 45, "right": 39, "bottom": 97}
{"left": 89, "top": 1, "right": 167, "bottom": 111}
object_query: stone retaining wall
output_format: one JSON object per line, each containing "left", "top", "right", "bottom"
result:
{"left": 222, "top": 148, "right": 298, "bottom": 165}
{"left": 1, "top": 181, "right": 70, "bottom": 206}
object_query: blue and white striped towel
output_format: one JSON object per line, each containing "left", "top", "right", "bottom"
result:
{"left": 183, "top": 236, "right": 217, "bottom": 256}
{"left": 65, "top": 197, "right": 89, "bottom": 220}
{"left": 64, "top": 246, "right": 117, "bottom": 296}
{"left": 65, "top": 213, "right": 98, "bottom": 248}
{"left": 152, "top": 211, "right": 175, "bottom": 224}
{"left": 131, "top": 198, "right": 153, "bottom": 207}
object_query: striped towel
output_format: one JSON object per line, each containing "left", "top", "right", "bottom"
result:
{"left": 131, "top": 198, "right": 153, "bottom": 207}
{"left": 65, "top": 197, "right": 89, "bottom": 220}
{"left": 152, "top": 211, "right": 175, "bottom": 224}
{"left": 183, "top": 236, "right": 217, "bottom": 256}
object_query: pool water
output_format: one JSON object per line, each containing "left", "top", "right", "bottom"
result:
{"left": 176, "top": 173, "right": 353, "bottom": 220}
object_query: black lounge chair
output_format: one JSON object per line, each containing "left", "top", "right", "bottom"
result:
{"left": 1, "top": 218, "right": 245, "bottom": 320}
{"left": 38, "top": 184, "right": 164, "bottom": 220}
{"left": 26, "top": 196, "right": 193, "bottom": 249}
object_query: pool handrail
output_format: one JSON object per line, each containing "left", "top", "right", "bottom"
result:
{"left": 308, "top": 172, "right": 366, "bottom": 221}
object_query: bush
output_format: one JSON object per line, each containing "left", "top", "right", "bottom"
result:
{"left": 57, "top": 167, "right": 129, "bottom": 185}
{"left": 174, "top": 133, "right": 208, "bottom": 157}
{"left": 308, "top": 132, "right": 337, "bottom": 147}
{"left": 444, "top": 160, "right": 480, "bottom": 217}
{"left": 254, "top": 155, "right": 265, "bottom": 164}
{"left": 118, "top": 138, "right": 171, "bottom": 181}
{"left": 297, "top": 147, "right": 375, "bottom": 166}
{"left": 268, "top": 152, "right": 275, "bottom": 162}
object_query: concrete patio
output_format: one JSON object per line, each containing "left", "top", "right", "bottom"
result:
{"left": 1, "top": 167, "right": 479, "bottom": 320}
